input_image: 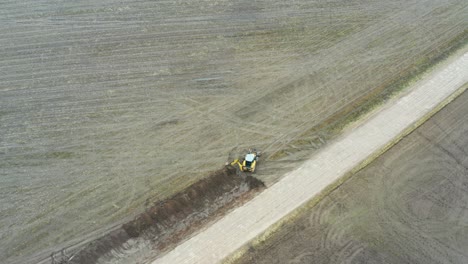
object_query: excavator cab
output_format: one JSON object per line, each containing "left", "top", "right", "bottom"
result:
{"left": 243, "top": 153, "right": 256, "bottom": 170}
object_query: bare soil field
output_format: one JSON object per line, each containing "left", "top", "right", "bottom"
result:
{"left": 234, "top": 89, "right": 468, "bottom": 264}
{"left": 64, "top": 167, "right": 264, "bottom": 264}
{"left": 1, "top": 0, "right": 467, "bottom": 263}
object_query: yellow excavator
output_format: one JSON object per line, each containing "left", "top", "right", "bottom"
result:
{"left": 230, "top": 149, "right": 261, "bottom": 173}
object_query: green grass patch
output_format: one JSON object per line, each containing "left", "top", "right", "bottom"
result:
{"left": 46, "top": 151, "right": 74, "bottom": 159}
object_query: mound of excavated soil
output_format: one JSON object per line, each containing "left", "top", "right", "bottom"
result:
{"left": 65, "top": 166, "right": 264, "bottom": 264}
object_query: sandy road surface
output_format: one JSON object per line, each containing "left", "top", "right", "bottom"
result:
{"left": 152, "top": 52, "right": 468, "bottom": 264}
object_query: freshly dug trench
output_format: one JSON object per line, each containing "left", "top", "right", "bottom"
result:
{"left": 66, "top": 166, "right": 264, "bottom": 264}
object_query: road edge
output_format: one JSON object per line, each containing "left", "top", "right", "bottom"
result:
{"left": 223, "top": 62, "right": 468, "bottom": 264}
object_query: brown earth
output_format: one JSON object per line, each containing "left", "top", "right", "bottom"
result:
{"left": 50, "top": 167, "right": 264, "bottom": 264}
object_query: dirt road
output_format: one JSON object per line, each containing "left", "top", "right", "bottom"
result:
{"left": 151, "top": 52, "right": 468, "bottom": 264}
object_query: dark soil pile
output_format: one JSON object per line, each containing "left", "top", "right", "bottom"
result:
{"left": 66, "top": 166, "right": 264, "bottom": 264}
